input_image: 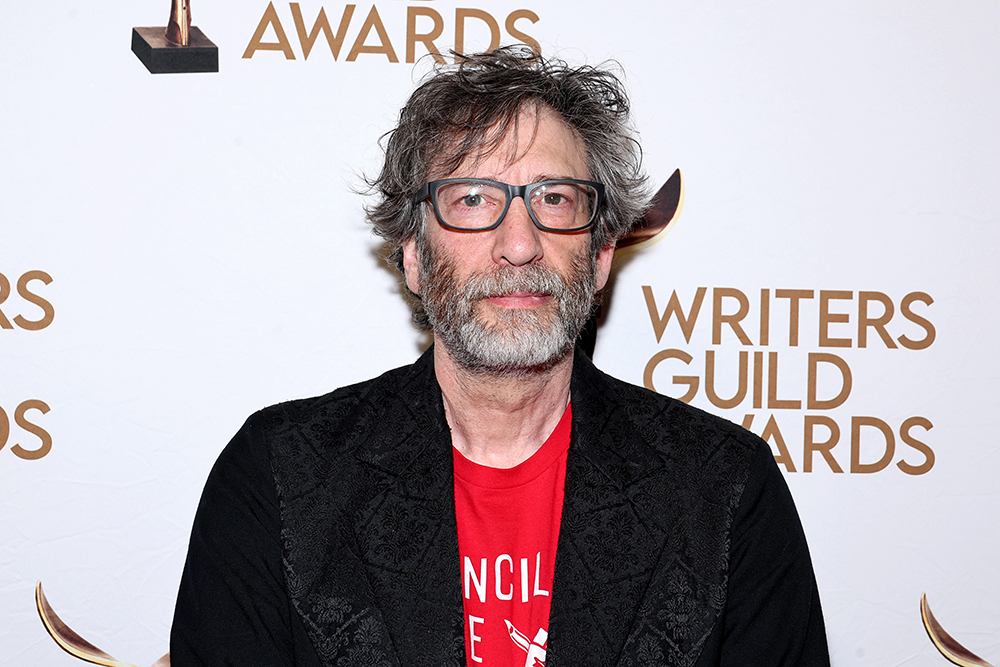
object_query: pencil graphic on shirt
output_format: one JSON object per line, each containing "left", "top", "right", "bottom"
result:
{"left": 505, "top": 620, "right": 547, "bottom": 667}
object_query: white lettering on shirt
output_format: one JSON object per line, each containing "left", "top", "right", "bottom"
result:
{"left": 465, "top": 556, "right": 487, "bottom": 603}
{"left": 468, "top": 615, "right": 485, "bottom": 663}
{"left": 520, "top": 557, "right": 530, "bottom": 603}
{"left": 462, "top": 552, "right": 552, "bottom": 602}
{"left": 495, "top": 554, "right": 514, "bottom": 600}
{"left": 533, "top": 551, "right": 549, "bottom": 597}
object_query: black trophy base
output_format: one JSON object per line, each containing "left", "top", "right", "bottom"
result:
{"left": 131, "top": 26, "right": 218, "bottom": 74}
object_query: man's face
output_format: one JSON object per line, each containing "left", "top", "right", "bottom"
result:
{"left": 402, "top": 106, "right": 615, "bottom": 373}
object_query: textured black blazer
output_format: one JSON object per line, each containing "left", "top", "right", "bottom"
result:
{"left": 172, "top": 349, "right": 828, "bottom": 667}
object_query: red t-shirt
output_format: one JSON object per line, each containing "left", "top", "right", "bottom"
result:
{"left": 453, "top": 404, "right": 571, "bottom": 667}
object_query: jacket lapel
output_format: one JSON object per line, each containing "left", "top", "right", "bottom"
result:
{"left": 547, "top": 352, "right": 672, "bottom": 667}
{"left": 279, "top": 349, "right": 465, "bottom": 667}
{"left": 347, "top": 349, "right": 466, "bottom": 666}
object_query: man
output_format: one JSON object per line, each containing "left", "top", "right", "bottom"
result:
{"left": 171, "top": 47, "right": 829, "bottom": 666}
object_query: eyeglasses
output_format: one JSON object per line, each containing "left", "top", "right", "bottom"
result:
{"left": 414, "top": 178, "right": 605, "bottom": 232}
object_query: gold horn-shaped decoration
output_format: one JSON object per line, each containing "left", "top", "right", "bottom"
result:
{"left": 35, "top": 581, "right": 171, "bottom": 667}
{"left": 164, "top": 0, "right": 191, "bottom": 46}
{"left": 615, "top": 168, "right": 685, "bottom": 256}
{"left": 921, "top": 593, "right": 994, "bottom": 667}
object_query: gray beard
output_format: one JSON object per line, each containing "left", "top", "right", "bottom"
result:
{"left": 418, "top": 243, "right": 598, "bottom": 375}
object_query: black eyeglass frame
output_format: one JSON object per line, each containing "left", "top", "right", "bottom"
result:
{"left": 414, "top": 178, "right": 606, "bottom": 233}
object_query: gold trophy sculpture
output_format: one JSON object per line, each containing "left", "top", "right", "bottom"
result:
{"left": 615, "top": 168, "right": 685, "bottom": 257}
{"left": 164, "top": 0, "right": 191, "bottom": 46}
{"left": 132, "top": 0, "right": 218, "bottom": 74}
{"left": 577, "top": 168, "right": 685, "bottom": 359}
{"left": 921, "top": 594, "right": 995, "bottom": 667}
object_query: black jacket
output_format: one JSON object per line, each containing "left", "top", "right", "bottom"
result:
{"left": 171, "top": 349, "right": 828, "bottom": 666}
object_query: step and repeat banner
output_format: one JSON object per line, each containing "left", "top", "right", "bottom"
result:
{"left": 3, "top": 1, "right": 998, "bottom": 665}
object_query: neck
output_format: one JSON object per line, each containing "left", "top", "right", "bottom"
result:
{"left": 433, "top": 340, "right": 574, "bottom": 469}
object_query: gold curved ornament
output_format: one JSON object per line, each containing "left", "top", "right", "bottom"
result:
{"left": 35, "top": 582, "right": 170, "bottom": 667}
{"left": 615, "top": 168, "right": 685, "bottom": 256}
{"left": 921, "top": 593, "right": 994, "bottom": 667}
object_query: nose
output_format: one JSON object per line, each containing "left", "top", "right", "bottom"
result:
{"left": 491, "top": 196, "right": 544, "bottom": 267}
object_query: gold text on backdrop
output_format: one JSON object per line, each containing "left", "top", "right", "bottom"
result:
{"left": 1, "top": 401, "right": 52, "bottom": 460}
{"left": 244, "top": 2, "right": 540, "bottom": 62}
{"left": 2, "top": 270, "right": 54, "bottom": 460}
{"left": 642, "top": 286, "right": 936, "bottom": 475}
{"left": 0, "top": 270, "right": 54, "bottom": 330}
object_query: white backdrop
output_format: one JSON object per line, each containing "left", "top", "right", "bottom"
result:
{"left": 3, "top": 1, "right": 998, "bottom": 665}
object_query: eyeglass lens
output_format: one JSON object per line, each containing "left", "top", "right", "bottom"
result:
{"left": 436, "top": 181, "right": 598, "bottom": 230}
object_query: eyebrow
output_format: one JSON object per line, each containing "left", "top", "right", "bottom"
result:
{"left": 459, "top": 173, "right": 579, "bottom": 184}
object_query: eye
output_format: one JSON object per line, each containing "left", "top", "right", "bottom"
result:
{"left": 532, "top": 185, "right": 577, "bottom": 208}
{"left": 436, "top": 181, "right": 503, "bottom": 217}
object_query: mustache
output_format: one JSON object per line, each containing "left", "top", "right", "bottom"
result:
{"left": 462, "top": 265, "right": 569, "bottom": 301}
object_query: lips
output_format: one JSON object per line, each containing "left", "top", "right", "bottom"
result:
{"left": 483, "top": 291, "right": 552, "bottom": 308}
{"left": 467, "top": 268, "right": 564, "bottom": 302}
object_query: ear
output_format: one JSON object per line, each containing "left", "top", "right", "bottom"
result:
{"left": 402, "top": 236, "right": 421, "bottom": 295}
{"left": 594, "top": 241, "right": 615, "bottom": 291}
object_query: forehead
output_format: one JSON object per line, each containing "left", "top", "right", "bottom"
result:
{"left": 434, "top": 105, "right": 589, "bottom": 181}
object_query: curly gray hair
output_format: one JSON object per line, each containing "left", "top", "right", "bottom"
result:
{"left": 365, "top": 46, "right": 650, "bottom": 325}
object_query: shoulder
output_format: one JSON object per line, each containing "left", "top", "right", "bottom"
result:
{"left": 238, "top": 349, "right": 448, "bottom": 503}
{"left": 246, "top": 352, "right": 435, "bottom": 452}
{"left": 573, "top": 352, "right": 762, "bottom": 470}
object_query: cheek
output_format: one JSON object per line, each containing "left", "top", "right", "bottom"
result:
{"left": 425, "top": 229, "right": 485, "bottom": 273}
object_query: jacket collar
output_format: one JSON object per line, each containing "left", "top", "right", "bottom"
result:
{"left": 351, "top": 347, "right": 667, "bottom": 666}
